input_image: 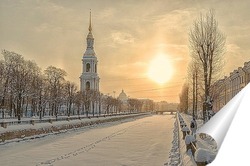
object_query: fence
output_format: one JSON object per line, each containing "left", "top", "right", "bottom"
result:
{"left": 0, "top": 112, "right": 138, "bottom": 128}
{"left": 177, "top": 113, "right": 216, "bottom": 166}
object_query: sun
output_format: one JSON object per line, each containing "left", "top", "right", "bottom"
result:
{"left": 147, "top": 54, "right": 173, "bottom": 84}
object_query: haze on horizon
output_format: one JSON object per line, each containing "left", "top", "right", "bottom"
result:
{"left": 1, "top": 0, "right": 250, "bottom": 102}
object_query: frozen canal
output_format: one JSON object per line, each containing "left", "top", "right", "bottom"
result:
{"left": 0, "top": 114, "right": 175, "bottom": 166}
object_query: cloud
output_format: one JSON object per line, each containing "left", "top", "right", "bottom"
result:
{"left": 98, "top": 8, "right": 116, "bottom": 19}
{"left": 34, "top": 23, "right": 64, "bottom": 33}
{"left": 108, "top": 62, "right": 147, "bottom": 77}
{"left": 154, "top": 8, "right": 196, "bottom": 28}
{"left": 227, "top": 44, "right": 240, "bottom": 53}
{"left": 1, "top": 0, "right": 250, "bottom": 102}
{"left": 111, "top": 32, "right": 135, "bottom": 44}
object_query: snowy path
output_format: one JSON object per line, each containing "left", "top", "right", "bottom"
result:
{"left": 0, "top": 114, "right": 175, "bottom": 166}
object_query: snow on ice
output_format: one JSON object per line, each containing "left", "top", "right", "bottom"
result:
{"left": 0, "top": 114, "right": 175, "bottom": 166}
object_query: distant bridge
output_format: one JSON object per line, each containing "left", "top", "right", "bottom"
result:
{"left": 155, "top": 110, "right": 176, "bottom": 115}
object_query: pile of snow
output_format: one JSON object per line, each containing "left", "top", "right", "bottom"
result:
{"left": 194, "top": 148, "right": 216, "bottom": 163}
{"left": 180, "top": 121, "right": 186, "bottom": 127}
{"left": 165, "top": 115, "right": 181, "bottom": 166}
{"left": 181, "top": 126, "right": 190, "bottom": 132}
{"left": 185, "top": 135, "right": 195, "bottom": 145}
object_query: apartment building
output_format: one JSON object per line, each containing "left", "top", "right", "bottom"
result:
{"left": 212, "top": 61, "right": 250, "bottom": 112}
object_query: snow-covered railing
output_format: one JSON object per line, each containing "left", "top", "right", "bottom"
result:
{"left": 179, "top": 113, "right": 218, "bottom": 166}
{"left": 177, "top": 113, "right": 198, "bottom": 166}
{"left": 0, "top": 112, "right": 149, "bottom": 144}
{"left": 185, "top": 135, "right": 197, "bottom": 156}
{"left": 0, "top": 112, "right": 141, "bottom": 128}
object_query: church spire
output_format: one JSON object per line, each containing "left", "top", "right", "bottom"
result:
{"left": 86, "top": 9, "right": 94, "bottom": 50}
{"left": 88, "top": 9, "right": 92, "bottom": 32}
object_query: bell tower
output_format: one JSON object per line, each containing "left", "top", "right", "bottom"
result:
{"left": 80, "top": 10, "right": 100, "bottom": 92}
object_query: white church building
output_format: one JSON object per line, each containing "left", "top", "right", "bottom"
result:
{"left": 79, "top": 11, "right": 101, "bottom": 116}
{"left": 80, "top": 11, "right": 100, "bottom": 92}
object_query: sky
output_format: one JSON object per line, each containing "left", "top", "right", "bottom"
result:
{"left": 0, "top": 0, "right": 250, "bottom": 102}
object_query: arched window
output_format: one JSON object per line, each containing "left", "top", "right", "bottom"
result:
{"left": 95, "top": 64, "right": 97, "bottom": 73}
{"left": 86, "top": 81, "right": 90, "bottom": 90}
{"left": 86, "top": 63, "right": 90, "bottom": 72}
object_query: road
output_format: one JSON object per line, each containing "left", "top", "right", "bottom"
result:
{"left": 0, "top": 114, "right": 175, "bottom": 166}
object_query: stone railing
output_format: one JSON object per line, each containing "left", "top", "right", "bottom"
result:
{"left": 0, "top": 112, "right": 141, "bottom": 128}
{"left": 179, "top": 113, "right": 216, "bottom": 166}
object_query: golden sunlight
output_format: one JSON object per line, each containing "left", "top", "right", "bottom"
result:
{"left": 147, "top": 54, "right": 173, "bottom": 84}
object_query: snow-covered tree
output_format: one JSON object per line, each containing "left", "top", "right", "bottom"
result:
{"left": 44, "top": 66, "right": 67, "bottom": 118}
{"left": 64, "top": 81, "right": 77, "bottom": 117}
{"left": 189, "top": 10, "right": 226, "bottom": 121}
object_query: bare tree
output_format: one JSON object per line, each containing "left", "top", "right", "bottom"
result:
{"left": 2, "top": 51, "right": 30, "bottom": 121}
{"left": 144, "top": 100, "right": 154, "bottom": 112}
{"left": 81, "top": 90, "right": 100, "bottom": 117}
{"left": 44, "top": 66, "right": 67, "bottom": 118}
{"left": 76, "top": 91, "right": 87, "bottom": 116}
{"left": 37, "top": 75, "right": 47, "bottom": 119}
{"left": 187, "top": 61, "right": 202, "bottom": 118}
{"left": 1, "top": 49, "right": 108, "bottom": 121}
{"left": 74, "top": 91, "right": 83, "bottom": 118}
{"left": 0, "top": 59, "right": 6, "bottom": 118}
{"left": 103, "top": 95, "right": 112, "bottom": 115}
{"left": 1, "top": 50, "right": 43, "bottom": 120}
{"left": 128, "top": 98, "right": 142, "bottom": 113}
{"left": 84, "top": 90, "right": 92, "bottom": 117}
{"left": 116, "top": 99, "right": 122, "bottom": 114}
{"left": 96, "top": 92, "right": 102, "bottom": 115}
{"left": 128, "top": 98, "right": 134, "bottom": 113}
{"left": 1, "top": 50, "right": 19, "bottom": 118}
{"left": 111, "top": 98, "right": 122, "bottom": 114}
{"left": 89, "top": 90, "right": 98, "bottom": 117}
{"left": 25, "top": 60, "right": 42, "bottom": 117}
{"left": 179, "top": 83, "right": 189, "bottom": 114}
{"left": 135, "top": 99, "right": 143, "bottom": 112}
{"left": 64, "top": 81, "right": 77, "bottom": 117}
{"left": 189, "top": 10, "right": 226, "bottom": 122}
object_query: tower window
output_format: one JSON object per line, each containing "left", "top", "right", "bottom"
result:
{"left": 86, "top": 63, "right": 90, "bottom": 72}
{"left": 86, "top": 81, "right": 90, "bottom": 90}
{"left": 95, "top": 64, "right": 97, "bottom": 73}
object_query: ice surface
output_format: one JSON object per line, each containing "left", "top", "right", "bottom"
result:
{"left": 0, "top": 114, "right": 174, "bottom": 166}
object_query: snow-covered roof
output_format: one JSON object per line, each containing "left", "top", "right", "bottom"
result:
{"left": 118, "top": 89, "right": 128, "bottom": 101}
